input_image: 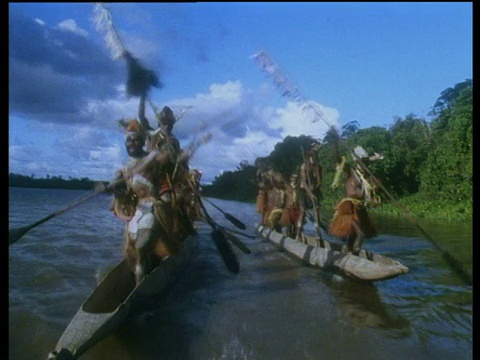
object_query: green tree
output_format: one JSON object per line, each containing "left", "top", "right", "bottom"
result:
{"left": 420, "top": 80, "right": 472, "bottom": 203}
{"left": 268, "top": 135, "right": 317, "bottom": 180}
{"left": 384, "top": 114, "right": 431, "bottom": 195}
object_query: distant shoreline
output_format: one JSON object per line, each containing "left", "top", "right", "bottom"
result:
{"left": 9, "top": 185, "right": 101, "bottom": 191}
{"left": 9, "top": 173, "right": 108, "bottom": 191}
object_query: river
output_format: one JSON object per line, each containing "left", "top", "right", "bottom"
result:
{"left": 8, "top": 187, "right": 473, "bottom": 360}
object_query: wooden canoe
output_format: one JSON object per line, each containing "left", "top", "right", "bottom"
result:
{"left": 256, "top": 224, "right": 408, "bottom": 282}
{"left": 47, "top": 235, "right": 198, "bottom": 360}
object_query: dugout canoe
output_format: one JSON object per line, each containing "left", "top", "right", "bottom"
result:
{"left": 47, "top": 235, "right": 198, "bottom": 360}
{"left": 256, "top": 224, "right": 408, "bottom": 282}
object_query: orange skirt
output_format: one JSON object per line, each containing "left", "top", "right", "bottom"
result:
{"left": 279, "top": 205, "right": 301, "bottom": 226}
{"left": 328, "top": 199, "right": 378, "bottom": 239}
{"left": 256, "top": 190, "right": 268, "bottom": 214}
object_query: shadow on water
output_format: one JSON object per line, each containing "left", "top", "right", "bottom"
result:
{"left": 319, "top": 272, "right": 412, "bottom": 337}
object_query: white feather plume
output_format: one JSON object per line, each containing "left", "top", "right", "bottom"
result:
{"left": 252, "top": 50, "right": 330, "bottom": 126}
{"left": 92, "top": 3, "right": 126, "bottom": 60}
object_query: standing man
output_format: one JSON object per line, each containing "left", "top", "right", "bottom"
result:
{"left": 111, "top": 116, "right": 186, "bottom": 285}
{"left": 255, "top": 158, "right": 273, "bottom": 226}
{"left": 280, "top": 173, "right": 306, "bottom": 240}
{"left": 139, "top": 93, "right": 196, "bottom": 238}
{"left": 300, "top": 141, "right": 324, "bottom": 240}
{"left": 264, "top": 170, "right": 287, "bottom": 233}
{"left": 186, "top": 169, "right": 203, "bottom": 222}
{"left": 329, "top": 146, "right": 382, "bottom": 255}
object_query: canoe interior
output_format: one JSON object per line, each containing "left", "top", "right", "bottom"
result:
{"left": 82, "top": 260, "right": 136, "bottom": 314}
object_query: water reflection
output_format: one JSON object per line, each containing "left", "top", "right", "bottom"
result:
{"left": 372, "top": 213, "right": 472, "bottom": 274}
{"left": 320, "top": 273, "right": 411, "bottom": 337}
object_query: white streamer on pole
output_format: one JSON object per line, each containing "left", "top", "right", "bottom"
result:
{"left": 92, "top": 3, "right": 127, "bottom": 60}
{"left": 93, "top": 3, "right": 163, "bottom": 115}
{"left": 251, "top": 49, "right": 333, "bottom": 128}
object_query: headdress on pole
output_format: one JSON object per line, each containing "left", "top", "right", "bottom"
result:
{"left": 92, "top": 3, "right": 162, "bottom": 98}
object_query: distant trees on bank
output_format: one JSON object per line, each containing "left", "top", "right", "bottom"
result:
{"left": 9, "top": 173, "right": 98, "bottom": 190}
{"left": 202, "top": 79, "right": 472, "bottom": 221}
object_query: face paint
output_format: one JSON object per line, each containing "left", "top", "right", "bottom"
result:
{"left": 125, "top": 134, "right": 145, "bottom": 157}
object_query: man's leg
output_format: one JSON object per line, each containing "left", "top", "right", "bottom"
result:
{"left": 350, "top": 221, "right": 364, "bottom": 255}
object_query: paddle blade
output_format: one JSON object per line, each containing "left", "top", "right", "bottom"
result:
{"left": 224, "top": 213, "right": 247, "bottom": 230}
{"left": 223, "top": 230, "right": 251, "bottom": 254}
{"left": 211, "top": 229, "right": 240, "bottom": 274}
{"left": 9, "top": 226, "right": 31, "bottom": 245}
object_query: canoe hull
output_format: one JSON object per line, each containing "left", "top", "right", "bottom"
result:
{"left": 47, "top": 235, "right": 198, "bottom": 360}
{"left": 256, "top": 224, "right": 408, "bottom": 282}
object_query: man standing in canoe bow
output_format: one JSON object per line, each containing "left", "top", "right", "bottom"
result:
{"left": 329, "top": 146, "right": 383, "bottom": 255}
{"left": 111, "top": 111, "right": 186, "bottom": 285}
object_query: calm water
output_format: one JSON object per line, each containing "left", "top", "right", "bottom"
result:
{"left": 9, "top": 188, "right": 473, "bottom": 360}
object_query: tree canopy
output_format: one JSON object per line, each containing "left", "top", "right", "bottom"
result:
{"left": 203, "top": 79, "right": 472, "bottom": 220}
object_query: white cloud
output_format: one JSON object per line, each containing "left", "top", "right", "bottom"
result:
{"left": 34, "top": 18, "right": 45, "bottom": 26}
{"left": 10, "top": 79, "right": 340, "bottom": 183}
{"left": 57, "top": 19, "right": 89, "bottom": 37}
{"left": 268, "top": 101, "right": 339, "bottom": 139}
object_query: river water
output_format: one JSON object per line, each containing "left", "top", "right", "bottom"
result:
{"left": 8, "top": 187, "right": 473, "bottom": 360}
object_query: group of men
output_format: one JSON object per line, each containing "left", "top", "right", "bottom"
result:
{"left": 255, "top": 141, "right": 324, "bottom": 242}
{"left": 110, "top": 94, "right": 202, "bottom": 284}
{"left": 109, "top": 92, "right": 383, "bottom": 283}
{"left": 256, "top": 142, "right": 383, "bottom": 255}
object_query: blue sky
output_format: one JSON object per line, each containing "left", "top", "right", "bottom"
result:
{"left": 9, "top": 2, "right": 472, "bottom": 183}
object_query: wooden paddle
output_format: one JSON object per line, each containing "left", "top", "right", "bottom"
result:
{"left": 216, "top": 225, "right": 257, "bottom": 239}
{"left": 197, "top": 196, "right": 240, "bottom": 274}
{"left": 9, "top": 182, "right": 115, "bottom": 246}
{"left": 9, "top": 147, "right": 160, "bottom": 246}
{"left": 221, "top": 228, "right": 251, "bottom": 254}
{"left": 202, "top": 197, "right": 247, "bottom": 230}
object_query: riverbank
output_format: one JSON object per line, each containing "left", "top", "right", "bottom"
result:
{"left": 370, "top": 193, "right": 472, "bottom": 223}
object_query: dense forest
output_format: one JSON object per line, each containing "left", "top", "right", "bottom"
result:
{"left": 9, "top": 80, "right": 471, "bottom": 222}
{"left": 202, "top": 79, "right": 472, "bottom": 222}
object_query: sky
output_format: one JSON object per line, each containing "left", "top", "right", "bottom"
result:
{"left": 9, "top": 2, "right": 472, "bottom": 183}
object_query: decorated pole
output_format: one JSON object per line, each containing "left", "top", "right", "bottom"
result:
{"left": 92, "top": 3, "right": 161, "bottom": 100}
{"left": 251, "top": 50, "right": 331, "bottom": 126}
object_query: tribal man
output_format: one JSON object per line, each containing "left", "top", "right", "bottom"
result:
{"left": 300, "top": 141, "right": 324, "bottom": 240}
{"left": 111, "top": 114, "right": 189, "bottom": 285}
{"left": 263, "top": 170, "right": 287, "bottom": 233}
{"left": 255, "top": 158, "right": 273, "bottom": 226}
{"left": 329, "top": 146, "right": 383, "bottom": 255}
{"left": 279, "top": 173, "right": 306, "bottom": 240}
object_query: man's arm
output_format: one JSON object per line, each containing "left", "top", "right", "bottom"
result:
{"left": 138, "top": 93, "right": 153, "bottom": 131}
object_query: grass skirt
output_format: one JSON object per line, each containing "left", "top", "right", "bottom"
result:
{"left": 329, "top": 198, "right": 378, "bottom": 239}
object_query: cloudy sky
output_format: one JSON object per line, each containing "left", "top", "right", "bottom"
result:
{"left": 9, "top": 3, "right": 472, "bottom": 183}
